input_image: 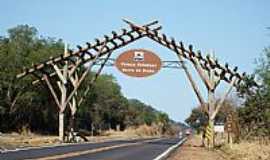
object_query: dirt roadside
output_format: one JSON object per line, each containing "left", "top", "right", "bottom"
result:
{"left": 0, "top": 128, "right": 162, "bottom": 151}
{"left": 168, "top": 135, "right": 225, "bottom": 160}
{"left": 168, "top": 135, "right": 270, "bottom": 160}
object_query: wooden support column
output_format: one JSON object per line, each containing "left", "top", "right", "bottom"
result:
{"left": 208, "top": 89, "right": 215, "bottom": 148}
{"left": 59, "top": 112, "right": 65, "bottom": 142}
{"left": 44, "top": 68, "right": 67, "bottom": 142}
{"left": 57, "top": 80, "right": 66, "bottom": 142}
{"left": 68, "top": 70, "right": 78, "bottom": 138}
{"left": 52, "top": 44, "right": 69, "bottom": 142}
{"left": 43, "top": 72, "right": 66, "bottom": 142}
{"left": 206, "top": 54, "right": 217, "bottom": 149}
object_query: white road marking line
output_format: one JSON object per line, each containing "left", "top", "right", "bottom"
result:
{"left": 25, "top": 138, "right": 166, "bottom": 160}
{"left": 153, "top": 137, "right": 187, "bottom": 160}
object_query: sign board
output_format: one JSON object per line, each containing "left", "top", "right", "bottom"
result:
{"left": 115, "top": 49, "right": 162, "bottom": 77}
{"left": 214, "top": 125, "right": 224, "bottom": 133}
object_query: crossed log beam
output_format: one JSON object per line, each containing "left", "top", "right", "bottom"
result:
{"left": 16, "top": 21, "right": 161, "bottom": 80}
{"left": 17, "top": 19, "right": 252, "bottom": 145}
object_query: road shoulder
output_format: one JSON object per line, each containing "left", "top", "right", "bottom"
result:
{"left": 168, "top": 135, "right": 225, "bottom": 160}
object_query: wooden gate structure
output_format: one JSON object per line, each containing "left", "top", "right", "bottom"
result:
{"left": 17, "top": 20, "right": 248, "bottom": 147}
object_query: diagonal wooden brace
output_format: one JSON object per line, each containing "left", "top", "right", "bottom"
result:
{"left": 78, "top": 51, "right": 113, "bottom": 106}
{"left": 210, "top": 77, "right": 238, "bottom": 120}
{"left": 53, "top": 64, "right": 68, "bottom": 84}
{"left": 43, "top": 74, "right": 61, "bottom": 109}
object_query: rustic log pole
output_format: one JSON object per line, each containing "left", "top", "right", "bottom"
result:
{"left": 175, "top": 44, "right": 205, "bottom": 106}
{"left": 48, "top": 43, "right": 69, "bottom": 142}
{"left": 43, "top": 68, "right": 66, "bottom": 142}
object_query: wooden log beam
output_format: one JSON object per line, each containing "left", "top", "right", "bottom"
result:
{"left": 29, "top": 26, "right": 161, "bottom": 85}
{"left": 16, "top": 20, "right": 161, "bottom": 79}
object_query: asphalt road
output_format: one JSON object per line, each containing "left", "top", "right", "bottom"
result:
{"left": 0, "top": 137, "right": 182, "bottom": 160}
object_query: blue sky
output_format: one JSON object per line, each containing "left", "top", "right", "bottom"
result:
{"left": 1, "top": 0, "right": 270, "bottom": 122}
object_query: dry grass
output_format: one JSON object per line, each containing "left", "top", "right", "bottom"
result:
{"left": 0, "top": 132, "right": 59, "bottom": 150}
{"left": 101, "top": 124, "right": 162, "bottom": 138}
{"left": 168, "top": 135, "right": 224, "bottom": 160}
{"left": 126, "top": 124, "right": 162, "bottom": 136}
{"left": 221, "top": 140, "right": 270, "bottom": 160}
{"left": 0, "top": 125, "right": 163, "bottom": 150}
{"left": 168, "top": 134, "right": 270, "bottom": 160}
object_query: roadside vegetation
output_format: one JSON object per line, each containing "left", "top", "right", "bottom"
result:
{"left": 185, "top": 47, "right": 270, "bottom": 140}
{"left": 0, "top": 25, "right": 177, "bottom": 138}
{"left": 184, "top": 31, "right": 270, "bottom": 160}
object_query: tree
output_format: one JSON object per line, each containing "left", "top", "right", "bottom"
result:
{"left": 157, "top": 112, "right": 170, "bottom": 133}
{"left": 185, "top": 99, "right": 237, "bottom": 133}
{"left": 236, "top": 47, "right": 270, "bottom": 137}
{"left": 185, "top": 107, "right": 208, "bottom": 132}
{"left": 0, "top": 25, "right": 63, "bottom": 133}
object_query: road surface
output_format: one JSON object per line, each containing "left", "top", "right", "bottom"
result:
{"left": 0, "top": 137, "right": 183, "bottom": 160}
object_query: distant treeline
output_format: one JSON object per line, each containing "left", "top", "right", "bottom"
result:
{"left": 0, "top": 25, "right": 171, "bottom": 134}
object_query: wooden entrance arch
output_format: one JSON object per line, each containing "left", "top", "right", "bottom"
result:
{"left": 17, "top": 19, "right": 250, "bottom": 147}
